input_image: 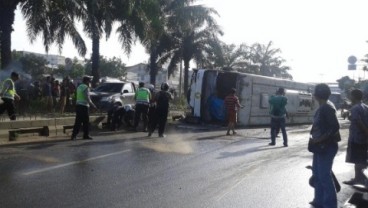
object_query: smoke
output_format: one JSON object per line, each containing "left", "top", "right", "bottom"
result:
{"left": 0, "top": 61, "right": 33, "bottom": 90}
{"left": 140, "top": 135, "right": 194, "bottom": 154}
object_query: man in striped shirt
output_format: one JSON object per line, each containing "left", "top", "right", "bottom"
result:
{"left": 224, "top": 88, "right": 243, "bottom": 135}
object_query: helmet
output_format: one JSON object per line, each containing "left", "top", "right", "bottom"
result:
{"left": 161, "top": 82, "right": 169, "bottom": 91}
{"left": 147, "top": 84, "right": 154, "bottom": 90}
{"left": 124, "top": 104, "right": 132, "bottom": 111}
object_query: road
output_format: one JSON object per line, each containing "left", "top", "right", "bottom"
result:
{"left": 0, "top": 119, "right": 361, "bottom": 208}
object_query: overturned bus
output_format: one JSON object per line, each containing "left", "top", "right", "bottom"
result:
{"left": 188, "top": 69, "right": 316, "bottom": 126}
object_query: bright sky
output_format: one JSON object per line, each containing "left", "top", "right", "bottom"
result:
{"left": 11, "top": 0, "right": 368, "bottom": 83}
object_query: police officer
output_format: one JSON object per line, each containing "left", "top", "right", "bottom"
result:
{"left": 0, "top": 72, "right": 20, "bottom": 120}
{"left": 133, "top": 82, "right": 151, "bottom": 131}
{"left": 148, "top": 82, "right": 172, "bottom": 137}
{"left": 71, "top": 76, "right": 96, "bottom": 140}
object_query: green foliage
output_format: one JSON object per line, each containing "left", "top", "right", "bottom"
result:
{"left": 337, "top": 76, "right": 355, "bottom": 96}
{"left": 18, "top": 53, "right": 50, "bottom": 79}
{"left": 155, "top": 1, "right": 223, "bottom": 92}
{"left": 85, "top": 56, "right": 126, "bottom": 78}
{"left": 53, "top": 58, "right": 86, "bottom": 79}
{"left": 206, "top": 41, "right": 292, "bottom": 79}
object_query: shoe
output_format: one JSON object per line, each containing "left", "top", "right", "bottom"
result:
{"left": 343, "top": 179, "right": 357, "bottom": 185}
{"left": 232, "top": 131, "right": 237, "bottom": 135}
{"left": 83, "top": 136, "right": 93, "bottom": 140}
{"left": 226, "top": 132, "right": 230, "bottom": 136}
{"left": 71, "top": 136, "right": 76, "bottom": 141}
{"left": 309, "top": 200, "right": 322, "bottom": 208}
{"left": 159, "top": 134, "right": 166, "bottom": 138}
{"left": 148, "top": 132, "right": 152, "bottom": 137}
{"left": 283, "top": 143, "right": 288, "bottom": 147}
{"left": 268, "top": 142, "right": 275, "bottom": 146}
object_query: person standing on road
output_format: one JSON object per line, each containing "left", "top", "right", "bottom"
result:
{"left": 308, "top": 83, "right": 340, "bottom": 208}
{"left": 268, "top": 87, "right": 289, "bottom": 146}
{"left": 133, "top": 82, "right": 151, "bottom": 132}
{"left": 343, "top": 89, "right": 368, "bottom": 186}
{"left": 224, "top": 88, "right": 243, "bottom": 136}
{"left": 0, "top": 72, "right": 20, "bottom": 120}
{"left": 71, "top": 76, "right": 96, "bottom": 140}
{"left": 148, "top": 82, "right": 172, "bottom": 138}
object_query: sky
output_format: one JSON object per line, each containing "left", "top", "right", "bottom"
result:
{"left": 10, "top": 0, "right": 368, "bottom": 83}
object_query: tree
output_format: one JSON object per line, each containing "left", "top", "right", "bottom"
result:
{"left": 337, "top": 76, "right": 355, "bottom": 96}
{"left": 0, "top": 0, "right": 21, "bottom": 69}
{"left": 247, "top": 41, "right": 292, "bottom": 79}
{"left": 0, "top": 0, "right": 86, "bottom": 69}
{"left": 158, "top": 1, "right": 223, "bottom": 93}
{"left": 17, "top": 53, "right": 49, "bottom": 79}
{"left": 140, "top": 0, "right": 170, "bottom": 86}
{"left": 74, "top": 0, "right": 116, "bottom": 87}
{"left": 85, "top": 56, "right": 126, "bottom": 78}
{"left": 206, "top": 42, "right": 248, "bottom": 71}
{"left": 53, "top": 58, "right": 86, "bottom": 79}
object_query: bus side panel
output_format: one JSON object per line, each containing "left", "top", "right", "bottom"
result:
{"left": 237, "top": 76, "right": 252, "bottom": 126}
{"left": 243, "top": 76, "right": 315, "bottom": 126}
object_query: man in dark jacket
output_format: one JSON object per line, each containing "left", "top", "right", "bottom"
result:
{"left": 148, "top": 82, "right": 172, "bottom": 137}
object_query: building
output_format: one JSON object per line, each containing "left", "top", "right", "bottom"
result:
{"left": 18, "top": 51, "right": 66, "bottom": 68}
{"left": 125, "top": 63, "right": 180, "bottom": 90}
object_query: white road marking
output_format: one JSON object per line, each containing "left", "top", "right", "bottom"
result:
{"left": 23, "top": 149, "right": 131, "bottom": 176}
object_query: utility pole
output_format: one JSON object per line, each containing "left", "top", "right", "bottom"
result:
{"left": 179, "top": 59, "right": 182, "bottom": 99}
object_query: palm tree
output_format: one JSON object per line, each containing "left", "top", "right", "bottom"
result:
{"left": 133, "top": 0, "right": 168, "bottom": 86}
{"left": 248, "top": 41, "right": 292, "bottom": 79}
{"left": 159, "top": 1, "right": 223, "bottom": 93}
{"left": 0, "top": 0, "right": 87, "bottom": 69}
{"left": 74, "top": 0, "right": 116, "bottom": 87}
{"left": 76, "top": 0, "right": 150, "bottom": 87}
{"left": 206, "top": 42, "right": 249, "bottom": 71}
{"left": 0, "top": 0, "right": 22, "bottom": 69}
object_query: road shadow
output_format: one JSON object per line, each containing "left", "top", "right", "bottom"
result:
{"left": 217, "top": 145, "right": 287, "bottom": 159}
{"left": 26, "top": 143, "right": 56, "bottom": 150}
{"left": 196, "top": 135, "right": 232, "bottom": 141}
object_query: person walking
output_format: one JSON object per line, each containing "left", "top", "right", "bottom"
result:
{"left": 224, "top": 88, "right": 243, "bottom": 136}
{"left": 0, "top": 72, "right": 20, "bottom": 120}
{"left": 308, "top": 83, "right": 340, "bottom": 208}
{"left": 148, "top": 83, "right": 172, "bottom": 137}
{"left": 268, "top": 87, "right": 289, "bottom": 146}
{"left": 43, "top": 76, "right": 53, "bottom": 113}
{"left": 133, "top": 82, "right": 151, "bottom": 132}
{"left": 52, "top": 80, "right": 60, "bottom": 112}
{"left": 343, "top": 89, "right": 368, "bottom": 186}
{"left": 71, "top": 76, "right": 96, "bottom": 140}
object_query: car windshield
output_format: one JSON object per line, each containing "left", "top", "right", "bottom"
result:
{"left": 93, "top": 83, "right": 124, "bottom": 93}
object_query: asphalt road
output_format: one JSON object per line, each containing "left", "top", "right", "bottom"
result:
{"left": 0, "top": 119, "right": 362, "bottom": 208}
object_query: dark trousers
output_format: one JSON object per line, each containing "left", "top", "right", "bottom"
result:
{"left": 0, "top": 98, "right": 16, "bottom": 120}
{"left": 148, "top": 105, "right": 156, "bottom": 129}
{"left": 270, "top": 117, "right": 287, "bottom": 145}
{"left": 150, "top": 108, "right": 168, "bottom": 136}
{"left": 72, "top": 105, "right": 90, "bottom": 138}
{"left": 108, "top": 108, "right": 125, "bottom": 131}
{"left": 134, "top": 104, "right": 149, "bottom": 129}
